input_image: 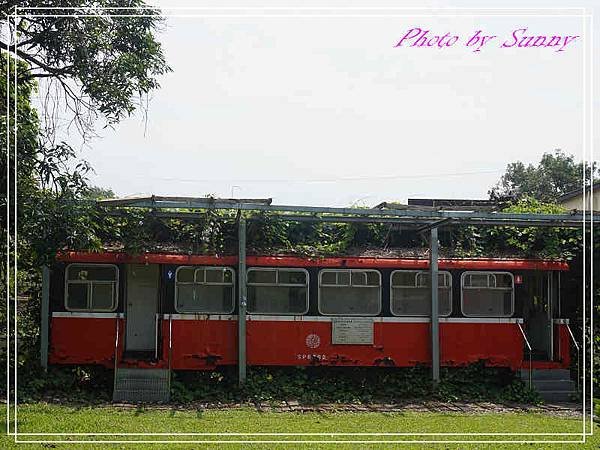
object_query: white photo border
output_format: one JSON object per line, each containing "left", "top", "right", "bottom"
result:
{"left": 3, "top": 5, "right": 594, "bottom": 445}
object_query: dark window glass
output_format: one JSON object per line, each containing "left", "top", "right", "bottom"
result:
{"left": 205, "top": 269, "right": 226, "bottom": 284}
{"left": 247, "top": 286, "right": 308, "bottom": 314}
{"left": 68, "top": 266, "right": 117, "bottom": 281}
{"left": 67, "top": 284, "right": 88, "bottom": 310}
{"left": 319, "top": 286, "right": 380, "bottom": 315}
{"left": 176, "top": 285, "right": 233, "bottom": 313}
{"left": 177, "top": 267, "right": 194, "bottom": 282}
{"left": 91, "top": 284, "right": 115, "bottom": 310}
{"left": 278, "top": 270, "right": 306, "bottom": 285}
{"left": 247, "top": 270, "right": 277, "bottom": 284}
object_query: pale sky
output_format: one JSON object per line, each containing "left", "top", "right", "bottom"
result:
{"left": 60, "top": 1, "right": 599, "bottom": 207}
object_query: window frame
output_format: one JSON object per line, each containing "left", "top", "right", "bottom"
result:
{"left": 389, "top": 269, "right": 453, "bottom": 317}
{"left": 174, "top": 265, "right": 236, "bottom": 314}
{"left": 460, "top": 271, "right": 515, "bottom": 318}
{"left": 246, "top": 267, "right": 310, "bottom": 315}
{"left": 318, "top": 269, "right": 382, "bottom": 316}
{"left": 64, "top": 263, "right": 119, "bottom": 312}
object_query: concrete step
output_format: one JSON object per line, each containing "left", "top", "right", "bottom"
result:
{"left": 520, "top": 368, "right": 579, "bottom": 402}
{"left": 113, "top": 367, "right": 170, "bottom": 403}
{"left": 531, "top": 379, "right": 577, "bottom": 392}
{"left": 538, "top": 390, "right": 578, "bottom": 403}
{"left": 520, "top": 368, "right": 571, "bottom": 380}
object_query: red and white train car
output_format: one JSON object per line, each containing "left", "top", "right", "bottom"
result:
{"left": 46, "top": 251, "right": 574, "bottom": 374}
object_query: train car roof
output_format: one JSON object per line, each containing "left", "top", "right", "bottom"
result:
{"left": 56, "top": 249, "right": 569, "bottom": 271}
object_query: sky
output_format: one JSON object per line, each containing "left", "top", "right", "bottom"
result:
{"left": 55, "top": 1, "right": 599, "bottom": 207}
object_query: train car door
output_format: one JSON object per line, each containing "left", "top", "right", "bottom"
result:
{"left": 521, "top": 271, "right": 553, "bottom": 360}
{"left": 126, "top": 264, "right": 159, "bottom": 352}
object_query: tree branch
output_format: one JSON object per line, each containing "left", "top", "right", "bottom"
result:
{"left": 0, "top": 38, "right": 71, "bottom": 79}
{"left": 16, "top": 17, "right": 66, "bottom": 49}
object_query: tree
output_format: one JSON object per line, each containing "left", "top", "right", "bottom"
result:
{"left": 490, "top": 153, "right": 599, "bottom": 398}
{"left": 0, "top": 2, "right": 170, "bottom": 384}
{"left": 1, "top": 1, "right": 171, "bottom": 139}
{"left": 84, "top": 186, "right": 115, "bottom": 200}
{"left": 1, "top": 1, "right": 170, "bottom": 265}
{"left": 489, "top": 149, "right": 596, "bottom": 203}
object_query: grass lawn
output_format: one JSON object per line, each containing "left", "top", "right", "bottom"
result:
{"left": 1, "top": 402, "right": 598, "bottom": 448}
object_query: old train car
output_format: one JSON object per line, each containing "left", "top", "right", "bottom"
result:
{"left": 46, "top": 251, "right": 575, "bottom": 375}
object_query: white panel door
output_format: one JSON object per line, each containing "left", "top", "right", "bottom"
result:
{"left": 126, "top": 264, "right": 159, "bottom": 351}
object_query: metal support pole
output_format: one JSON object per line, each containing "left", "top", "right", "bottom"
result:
{"left": 40, "top": 266, "right": 50, "bottom": 371}
{"left": 548, "top": 272, "right": 554, "bottom": 360}
{"left": 430, "top": 227, "right": 440, "bottom": 384}
{"left": 238, "top": 215, "right": 247, "bottom": 386}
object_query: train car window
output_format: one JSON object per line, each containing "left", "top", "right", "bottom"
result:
{"left": 177, "top": 267, "right": 194, "bottom": 283}
{"left": 247, "top": 268, "right": 309, "bottom": 315}
{"left": 463, "top": 273, "right": 495, "bottom": 288}
{"left": 175, "top": 266, "right": 235, "bottom": 314}
{"left": 321, "top": 270, "right": 352, "bottom": 286}
{"left": 351, "top": 271, "right": 367, "bottom": 286}
{"left": 247, "top": 269, "right": 277, "bottom": 284}
{"left": 65, "top": 264, "right": 118, "bottom": 312}
{"left": 318, "top": 269, "right": 381, "bottom": 316}
{"left": 461, "top": 271, "right": 514, "bottom": 317}
{"left": 390, "top": 270, "right": 452, "bottom": 317}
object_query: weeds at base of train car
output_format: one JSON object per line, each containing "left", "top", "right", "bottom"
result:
{"left": 16, "top": 362, "right": 540, "bottom": 406}
{"left": 18, "top": 365, "right": 112, "bottom": 404}
{"left": 168, "top": 364, "right": 541, "bottom": 406}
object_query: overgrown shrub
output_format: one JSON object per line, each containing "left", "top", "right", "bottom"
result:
{"left": 19, "top": 365, "right": 113, "bottom": 403}
{"left": 18, "top": 363, "right": 540, "bottom": 405}
{"left": 170, "top": 363, "right": 540, "bottom": 405}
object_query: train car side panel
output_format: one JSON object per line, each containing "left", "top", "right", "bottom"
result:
{"left": 245, "top": 319, "right": 429, "bottom": 367}
{"left": 163, "top": 317, "right": 237, "bottom": 369}
{"left": 245, "top": 319, "right": 522, "bottom": 369}
{"left": 553, "top": 322, "right": 572, "bottom": 367}
{"left": 440, "top": 322, "right": 524, "bottom": 370}
{"left": 48, "top": 315, "right": 122, "bottom": 367}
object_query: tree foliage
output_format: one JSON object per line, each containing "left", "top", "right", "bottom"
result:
{"left": 489, "top": 149, "right": 596, "bottom": 202}
{"left": 2, "top": 0, "right": 171, "bottom": 138}
{"left": 470, "top": 198, "right": 580, "bottom": 260}
{"left": 491, "top": 158, "right": 599, "bottom": 397}
{"left": 1, "top": 2, "right": 170, "bottom": 393}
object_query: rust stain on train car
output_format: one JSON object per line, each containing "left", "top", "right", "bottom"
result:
{"left": 374, "top": 356, "right": 395, "bottom": 366}
{"left": 327, "top": 354, "right": 357, "bottom": 365}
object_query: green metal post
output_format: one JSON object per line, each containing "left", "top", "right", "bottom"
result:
{"left": 41, "top": 266, "right": 50, "bottom": 371}
{"left": 430, "top": 228, "right": 440, "bottom": 384}
{"left": 238, "top": 215, "right": 247, "bottom": 385}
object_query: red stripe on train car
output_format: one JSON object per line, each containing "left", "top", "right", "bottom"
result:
{"left": 246, "top": 256, "right": 569, "bottom": 271}
{"left": 56, "top": 251, "right": 238, "bottom": 265}
{"left": 57, "top": 251, "right": 570, "bottom": 271}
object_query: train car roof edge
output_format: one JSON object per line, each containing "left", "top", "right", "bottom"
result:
{"left": 55, "top": 251, "right": 570, "bottom": 271}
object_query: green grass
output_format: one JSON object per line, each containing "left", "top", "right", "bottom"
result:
{"left": 1, "top": 402, "right": 598, "bottom": 448}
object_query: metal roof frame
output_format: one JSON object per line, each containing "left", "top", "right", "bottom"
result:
{"left": 97, "top": 196, "right": 595, "bottom": 228}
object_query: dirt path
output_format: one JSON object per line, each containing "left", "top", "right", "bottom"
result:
{"left": 105, "top": 400, "right": 584, "bottom": 418}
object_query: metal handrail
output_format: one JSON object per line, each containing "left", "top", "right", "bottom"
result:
{"left": 565, "top": 323, "right": 580, "bottom": 392}
{"left": 154, "top": 314, "right": 160, "bottom": 360}
{"left": 517, "top": 322, "right": 533, "bottom": 389}
{"left": 168, "top": 314, "right": 173, "bottom": 393}
{"left": 113, "top": 317, "right": 120, "bottom": 393}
